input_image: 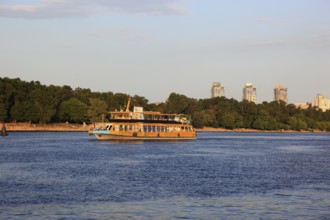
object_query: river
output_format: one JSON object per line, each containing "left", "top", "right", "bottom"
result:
{"left": 1, "top": 132, "right": 330, "bottom": 219}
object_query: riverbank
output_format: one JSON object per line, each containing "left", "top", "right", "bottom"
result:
{"left": 4, "top": 122, "right": 89, "bottom": 132}
{"left": 3, "top": 123, "right": 327, "bottom": 133}
{"left": 196, "top": 127, "right": 326, "bottom": 133}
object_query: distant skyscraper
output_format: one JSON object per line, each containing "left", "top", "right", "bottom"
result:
{"left": 274, "top": 84, "right": 288, "bottom": 104}
{"left": 313, "top": 94, "right": 330, "bottom": 112}
{"left": 242, "top": 83, "right": 257, "bottom": 103}
{"left": 211, "top": 82, "right": 225, "bottom": 98}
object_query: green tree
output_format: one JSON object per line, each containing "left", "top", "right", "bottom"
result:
{"left": 0, "top": 103, "right": 6, "bottom": 121}
{"left": 30, "top": 87, "right": 58, "bottom": 123}
{"left": 88, "top": 98, "right": 108, "bottom": 122}
{"left": 252, "top": 110, "right": 278, "bottom": 130}
{"left": 131, "top": 95, "right": 149, "bottom": 110}
{"left": 0, "top": 80, "right": 7, "bottom": 120}
{"left": 10, "top": 101, "right": 39, "bottom": 122}
{"left": 165, "top": 93, "right": 191, "bottom": 114}
{"left": 111, "top": 93, "right": 130, "bottom": 111}
{"left": 200, "top": 110, "right": 217, "bottom": 127}
{"left": 74, "top": 87, "right": 94, "bottom": 105}
{"left": 58, "top": 98, "right": 89, "bottom": 123}
{"left": 237, "top": 100, "right": 257, "bottom": 128}
{"left": 218, "top": 112, "right": 243, "bottom": 129}
{"left": 288, "top": 116, "right": 308, "bottom": 131}
{"left": 192, "top": 111, "right": 205, "bottom": 128}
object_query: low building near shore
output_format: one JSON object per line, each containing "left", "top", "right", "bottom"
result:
{"left": 313, "top": 94, "right": 330, "bottom": 112}
{"left": 295, "top": 102, "right": 312, "bottom": 110}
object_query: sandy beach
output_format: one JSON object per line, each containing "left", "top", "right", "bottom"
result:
{"left": 4, "top": 122, "right": 90, "bottom": 132}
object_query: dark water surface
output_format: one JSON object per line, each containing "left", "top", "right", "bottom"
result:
{"left": 1, "top": 132, "right": 330, "bottom": 219}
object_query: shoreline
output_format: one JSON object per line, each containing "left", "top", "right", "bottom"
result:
{"left": 3, "top": 123, "right": 328, "bottom": 133}
{"left": 4, "top": 122, "right": 89, "bottom": 132}
{"left": 196, "top": 127, "right": 327, "bottom": 133}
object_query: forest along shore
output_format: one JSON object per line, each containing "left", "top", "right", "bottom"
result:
{"left": 3, "top": 123, "right": 326, "bottom": 133}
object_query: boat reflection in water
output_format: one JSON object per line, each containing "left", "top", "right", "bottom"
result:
{"left": 89, "top": 98, "right": 196, "bottom": 141}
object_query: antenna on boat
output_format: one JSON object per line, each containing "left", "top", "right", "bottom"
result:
{"left": 125, "top": 97, "right": 131, "bottom": 112}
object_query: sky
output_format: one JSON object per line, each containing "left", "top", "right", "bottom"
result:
{"left": 0, "top": 0, "right": 329, "bottom": 103}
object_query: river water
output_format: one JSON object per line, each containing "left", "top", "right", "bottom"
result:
{"left": 0, "top": 132, "right": 330, "bottom": 219}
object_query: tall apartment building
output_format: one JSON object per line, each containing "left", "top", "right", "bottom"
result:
{"left": 211, "top": 82, "right": 225, "bottom": 98}
{"left": 274, "top": 84, "right": 288, "bottom": 104}
{"left": 242, "top": 83, "right": 257, "bottom": 103}
{"left": 313, "top": 94, "right": 330, "bottom": 112}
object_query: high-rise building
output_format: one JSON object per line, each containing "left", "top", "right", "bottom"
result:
{"left": 274, "top": 84, "right": 288, "bottom": 104}
{"left": 313, "top": 94, "right": 330, "bottom": 112}
{"left": 242, "top": 83, "right": 257, "bottom": 103}
{"left": 211, "top": 82, "right": 225, "bottom": 98}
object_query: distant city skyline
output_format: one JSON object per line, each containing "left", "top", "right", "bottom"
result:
{"left": 1, "top": 0, "right": 329, "bottom": 103}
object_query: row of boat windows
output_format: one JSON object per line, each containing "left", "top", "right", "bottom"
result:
{"left": 104, "top": 124, "right": 193, "bottom": 132}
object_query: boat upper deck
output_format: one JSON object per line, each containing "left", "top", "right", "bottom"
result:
{"left": 109, "top": 110, "right": 191, "bottom": 124}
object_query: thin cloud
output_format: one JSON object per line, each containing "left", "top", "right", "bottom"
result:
{"left": 249, "top": 30, "right": 330, "bottom": 49}
{"left": 312, "top": 30, "right": 330, "bottom": 48}
{"left": 250, "top": 39, "right": 287, "bottom": 47}
{"left": 257, "top": 17, "right": 286, "bottom": 24}
{"left": 89, "top": 27, "right": 151, "bottom": 42}
{"left": 0, "top": 0, "right": 188, "bottom": 19}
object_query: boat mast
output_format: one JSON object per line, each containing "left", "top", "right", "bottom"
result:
{"left": 125, "top": 97, "right": 131, "bottom": 112}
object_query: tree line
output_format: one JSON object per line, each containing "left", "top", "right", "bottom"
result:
{"left": 1, "top": 77, "right": 330, "bottom": 131}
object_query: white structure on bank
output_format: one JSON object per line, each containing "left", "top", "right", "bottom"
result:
{"left": 274, "top": 84, "right": 288, "bottom": 104}
{"left": 313, "top": 94, "right": 330, "bottom": 112}
{"left": 242, "top": 83, "right": 257, "bottom": 103}
{"left": 211, "top": 82, "right": 225, "bottom": 98}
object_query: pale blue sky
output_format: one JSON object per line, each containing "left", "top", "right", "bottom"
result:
{"left": 1, "top": 0, "right": 329, "bottom": 103}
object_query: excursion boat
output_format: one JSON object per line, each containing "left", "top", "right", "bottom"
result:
{"left": 88, "top": 99, "right": 196, "bottom": 140}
